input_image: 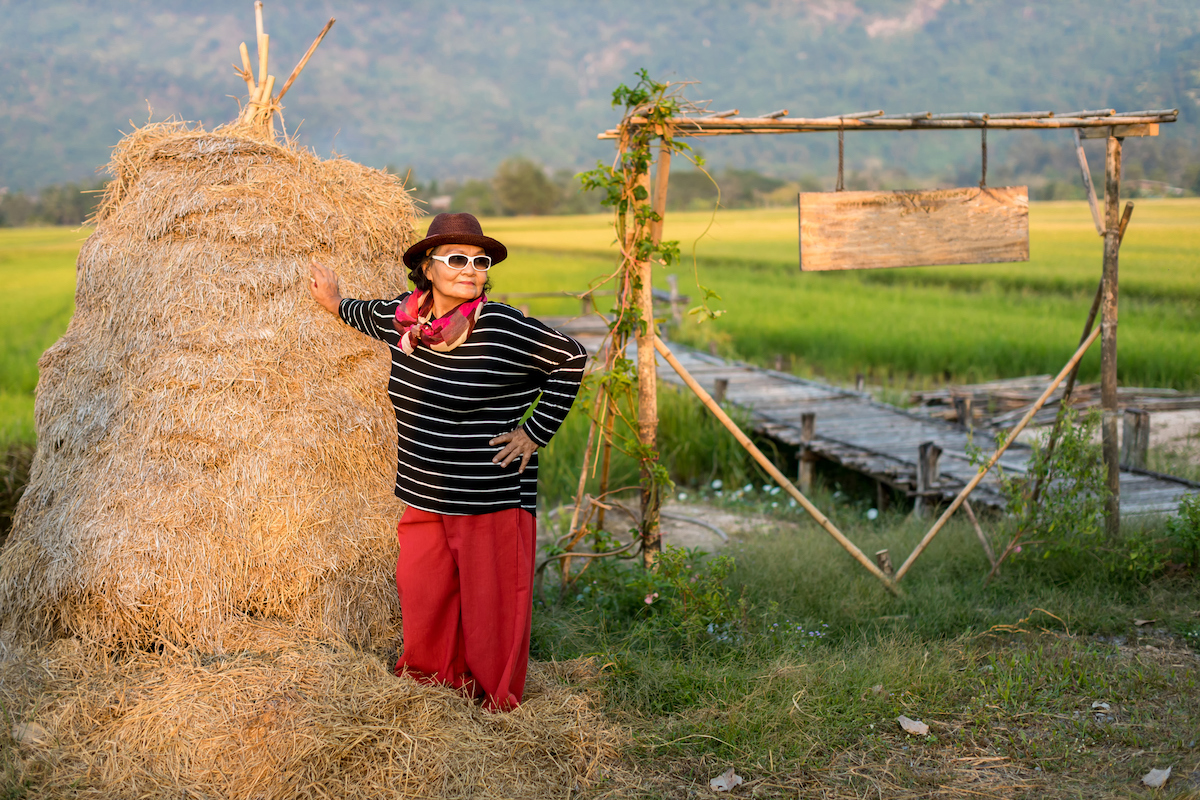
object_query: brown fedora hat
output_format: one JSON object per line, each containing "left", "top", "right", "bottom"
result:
{"left": 402, "top": 213, "right": 508, "bottom": 268}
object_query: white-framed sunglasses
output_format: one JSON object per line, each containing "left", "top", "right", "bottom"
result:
{"left": 430, "top": 253, "right": 493, "bottom": 272}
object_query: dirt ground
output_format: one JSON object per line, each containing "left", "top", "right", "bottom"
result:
{"left": 1015, "top": 409, "right": 1200, "bottom": 471}
{"left": 538, "top": 499, "right": 784, "bottom": 556}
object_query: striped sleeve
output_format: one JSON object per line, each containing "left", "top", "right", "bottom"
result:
{"left": 514, "top": 317, "right": 588, "bottom": 447}
{"left": 338, "top": 295, "right": 406, "bottom": 346}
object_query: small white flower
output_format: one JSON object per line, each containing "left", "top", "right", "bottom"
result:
{"left": 866, "top": 508, "right": 879, "bottom": 520}
{"left": 711, "top": 479, "right": 723, "bottom": 490}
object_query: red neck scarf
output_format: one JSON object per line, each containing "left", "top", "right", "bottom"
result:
{"left": 393, "top": 290, "right": 487, "bottom": 355}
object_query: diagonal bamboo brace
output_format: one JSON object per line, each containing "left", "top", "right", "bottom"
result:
{"left": 893, "top": 324, "right": 1102, "bottom": 581}
{"left": 654, "top": 337, "right": 901, "bottom": 595}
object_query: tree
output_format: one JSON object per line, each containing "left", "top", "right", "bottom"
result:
{"left": 492, "top": 158, "right": 559, "bottom": 216}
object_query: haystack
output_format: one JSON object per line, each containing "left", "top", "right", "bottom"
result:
{"left": 0, "top": 117, "right": 411, "bottom": 650}
{"left": 0, "top": 637, "right": 622, "bottom": 799}
{"left": 0, "top": 16, "right": 627, "bottom": 797}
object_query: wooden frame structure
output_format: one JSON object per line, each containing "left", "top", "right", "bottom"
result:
{"left": 581, "top": 104, "right": 1178, "bottom": 589}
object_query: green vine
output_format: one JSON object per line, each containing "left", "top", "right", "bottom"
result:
{"left": 553, "top": 71, "right": 730, "bottom": 583}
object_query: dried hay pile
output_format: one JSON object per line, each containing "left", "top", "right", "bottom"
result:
{"left": 0, "top": 119, "right": 413, "bottom": 649}
{"left": 0, "top": 119, "right": 627, "bottom": 796}
{"left": 0, "top": 637, "right": 621, "bottom": 798}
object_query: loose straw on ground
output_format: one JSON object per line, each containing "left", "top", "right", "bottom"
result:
{"left": 894, "top": 324, "right": 1102, "bottom": 581}
{"left": 654, "top": 337, "right": 901, "bottom": 595}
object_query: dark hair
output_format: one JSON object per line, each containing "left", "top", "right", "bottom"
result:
{"left": 407, "top": 251, "right": 492, "bottom": 295}
{"left": 408, "top": 254, "right": 433, "bottom": 293}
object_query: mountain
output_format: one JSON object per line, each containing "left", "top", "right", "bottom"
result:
{"left": 1, "top": 0, "right": 1198, "bottom": 191}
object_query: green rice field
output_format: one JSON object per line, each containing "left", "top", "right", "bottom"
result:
{"left": 482, "top": 199, "right": 1200, "bottom": 389}
{"left": 2, "top": 198, "right": 1198, "bottom": 442}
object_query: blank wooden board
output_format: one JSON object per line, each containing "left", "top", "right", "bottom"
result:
{"left": 799, "top": 186, "right": 1029, "bottom": 271}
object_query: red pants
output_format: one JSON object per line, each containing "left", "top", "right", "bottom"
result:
{"left": 393, "top": 506, "right": 536, "bottom": 711}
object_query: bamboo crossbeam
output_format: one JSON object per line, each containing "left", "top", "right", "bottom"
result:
{"left": 988, "top": 111, "right": 1053, "bottom": 119}
{"left": 879, "top": 111, "right": 931, "bottom": 119}
{"left": 928, "top": 112, "right": 987, "bottom": 120}
{"left": 893, "top": 324, "right": 1102, "bottom": 581}
{"left": 1113, "top": 109, "right": 1176, "bottom": 117}
{"left": 1057, "top": 109, "right": 1114, "bottom": 118}
{"left": 597, "top": 111, "right": 1177, "bottom": 139}
{"left": 818, "top": 110, "right": 884, "bottom": 120}
{"left": 699, "top": 109, "right": 739, "bottom": 118}
{"left": 277, "top": 17, "right": 336, "bottom": 102}
{"left": 654, "top": 337, "right": 901, "bottom": 595}
{"left": 762, "top": 109, "right": 789, "bottom": 119}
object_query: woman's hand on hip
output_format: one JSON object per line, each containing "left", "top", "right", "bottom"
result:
{"left": 490, "top": 428, "right": 539, "bottom": 473}
{"left": 309, "top": 259, "right": 343, "bottom": 314}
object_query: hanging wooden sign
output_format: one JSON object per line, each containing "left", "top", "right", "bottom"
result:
{"left": 798, "top": 186, "right": 1029, "bottom": 271}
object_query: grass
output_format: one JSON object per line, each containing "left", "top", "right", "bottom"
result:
{"left": 3, "top": 210, "right": 1199, "bottom": 795}
{"left": 476, "top": 199, "right": 1200, "bottom": 302}
{"left": 474, "top": 199, "right": 1200, "bottom": 390}
{"left": 0, "top": 227, "right": 83, "bottom": 444}
{"left": 531, "top": 486, "right": 1200, "bottom": 798}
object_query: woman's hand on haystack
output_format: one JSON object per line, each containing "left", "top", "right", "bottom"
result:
{"left": 490, "top": 428, "right": 539, "bottom": 473}
{"left": 309, "top": 259, "right": 343, "bottom": 314}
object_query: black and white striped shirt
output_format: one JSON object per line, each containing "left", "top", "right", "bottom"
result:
{"left": 339, "top": 294, "right": 587, "bottom": 516}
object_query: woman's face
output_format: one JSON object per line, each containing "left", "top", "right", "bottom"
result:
{"left": 424, "top": 243, "right": 488, "bottom": 306}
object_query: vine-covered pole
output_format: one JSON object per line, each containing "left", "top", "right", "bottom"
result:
{"left": 631, "top": 162, "right": 662, "bottom": 567}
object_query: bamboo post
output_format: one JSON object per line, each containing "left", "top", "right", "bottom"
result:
{"left": 963, "top": 499, "right": 996, "bottom": 567}
{"left": 650, "top": 140, "right": 672, "bottom": 245}
{"left": 258, "top": 34, "right": 270, "bottom": 89}
{"left": 595, "top": 395, "right": 615, "bottom": 532}
{"left": 798, "top": 412, "right": 816, "bottom": 493}
{"left": 1101, "top": 135, "right": 1122, "bottom": 538}
{"left": 633, "top": 170, "right": 661, "bottom": 569}
{"left": 562, "top": 395, "right": 603, "bottom": 589}
{"left": 1073, "top": 129, "right": 1105, "bottom": 236}
{"left": 894, "top": 325, "right": 1101, "bottom": 581}
{"left": 654, "top": 337, "right": 901, "bottom": 595}
{"left": 712, "top": 378, "right": 729, "bottom": 404}
{"left": 953, "top": 394, "right": 973, "bottom": 430}
{"left": 277, "top": 18, "right": 336, "bottom": 103}
{"left": 1121, "top": 409, "right": 1150, "bottom": 470}
{"left": 239, "top": 42, "right": 255, "bottom": 94}
{"left": 913, "top": 441, "right": 942, "bottom": 518}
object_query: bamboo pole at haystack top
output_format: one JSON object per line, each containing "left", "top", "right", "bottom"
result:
{"left": 654, "top": 337, "right": 902, "bottom": 596}
{"left": 893, "top": 324, "right": 1102, "bottom": 581}
{"left": 234, "top": 7, "right": 334, "bottom": 130}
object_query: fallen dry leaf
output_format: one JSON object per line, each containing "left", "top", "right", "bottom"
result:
{"left": 710, "top": 767, "right": 743, "bottom": 792}
{"left": 1142, "top": 766, "right": 1171, "bottom": 788}
{"left": 897, "top": 715, "right": 929, "bottom": 736}
{"left": 1134, "top": 619, "right": 1157, "bottom": 626}
{"left": 861, "top": 684, "right": 890, "bottom": 700}
{"left": 12, "top": 722, "right": 49, "bottom": 745}
{"left": 1091, "top": 701, "right": 1111, "bottom": 712}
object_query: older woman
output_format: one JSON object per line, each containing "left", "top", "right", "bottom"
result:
{"left": 309, "top": 212, "right": 587, "bottom": 711}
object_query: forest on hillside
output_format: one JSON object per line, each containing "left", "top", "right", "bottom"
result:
{"left": 2, "top": 0, "right": 1199, "bottom": 193}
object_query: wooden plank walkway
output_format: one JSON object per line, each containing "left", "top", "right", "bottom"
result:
{"left": 550, "top": 316, "right": 1195, "bottom": 515}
